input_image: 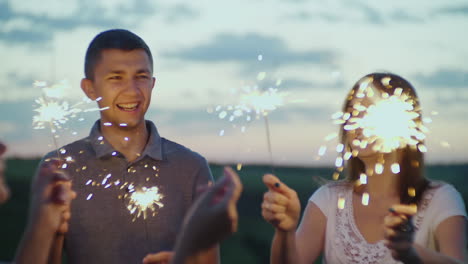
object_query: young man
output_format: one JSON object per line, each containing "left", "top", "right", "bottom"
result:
{"left": 26, "top": 29, "right": 218, "bottom": 264}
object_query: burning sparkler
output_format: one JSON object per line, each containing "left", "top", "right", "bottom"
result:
{"left": 126, "top": 186, "right": 164, "bottom": 221}
{"left": 318, "top": 74, "right": 431, "bottom": 207}
{"left": 337, "top": 87, "right": 427, "bottom": 154}
{"left": 32, "top": 80, "right": 108, "bottom": 158}
{"left": 212, "top": 56, "right": 292, "bottom": 169}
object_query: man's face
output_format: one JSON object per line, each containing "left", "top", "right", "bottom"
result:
{"left": 83, "top": 49, "right": 155, "bottom": 129}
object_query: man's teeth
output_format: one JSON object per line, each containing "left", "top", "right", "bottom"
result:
{"left": 117, "top": 103, "right": 138, "bottom": 110}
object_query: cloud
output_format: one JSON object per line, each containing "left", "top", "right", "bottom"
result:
{"left": 433, "top": 5, "right": 468, "bottom": 16}
{"left": 164, "top": 4, "right": 199, "bottom": 24}
{"left": 283, "top": 11, "right": 342, "bottom": 22}
{"left": 0, "top": 1, "right": 198, "bottom": 45}
{"left": 163, "top": 33, "right": 335, "bottom": 68}
{"left": 351, "top": 1, "right": 384, "bottom": 24}
{"left": 414, "top": 69, "right": 468, "bottom": 89}
{"left": 259, "top": 77, "right": 344, "bottom": 91}
{"left": 390, "top": 9, "right": 425, "bottom": 23}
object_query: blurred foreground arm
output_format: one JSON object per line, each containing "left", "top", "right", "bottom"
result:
{"left": 0, "top": 142, "right": 10, "bottom": 204}
{"left": 170, "top": 166, "right": 242, "bottom": 264}
{"left": 14, "top": 159, "right": 76, "bottom": 264}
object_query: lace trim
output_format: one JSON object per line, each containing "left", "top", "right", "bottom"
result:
{"left": 334, "top": 185, "right": 399, "bottom": 264}
{"left": 414, "top": 185, "right": 438, "bottom": 231}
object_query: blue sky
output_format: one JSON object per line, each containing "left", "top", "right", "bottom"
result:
{"left": 0, "top": 0, "right": 467, "bottom": 165}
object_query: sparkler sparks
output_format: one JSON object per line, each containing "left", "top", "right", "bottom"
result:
{"left": 214, "top": 85, "right": 288, "bottom": 127}
{"left": 340, "top": 91, "right": 427, "bottom": 154}
{"left": 33, "top": 97, "right": 82, "bottom": 130}
{"left": 127, "top": 186, "right": 164, "bottom": 220}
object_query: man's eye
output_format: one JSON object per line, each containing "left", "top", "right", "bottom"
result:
{"left": 109, "top": 76, "right": 122, "bottom": 80}
{"left": 137, "top": 75, "right": 149, "bottom": 79}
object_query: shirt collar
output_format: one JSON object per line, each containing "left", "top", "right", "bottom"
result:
{"left": 89, "top": 120, "right": 163, "bottom": 161}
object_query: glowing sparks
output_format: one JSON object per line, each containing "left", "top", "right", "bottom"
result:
{"left": 359, "top": 173, "right": 367, "bottom": 184}
{"left": 215, "top": 86, "right": 287, "bottom": 122}
{"left": 33, "top": 97, "right": 82, "bottom": 130}
{"left": 375, "top": 163, "right": 384, "bottom": 174}
{"left": 318, "top": 145, "right": 327, "bottom": 156}
{"left": 361, "top": 192, "right": 370, "bottom": 206}
{"left": 338, "top": 197, "right": 346, "bottom": 209}
{"left": 344, "top": 94, "right": 426, "bottom": 153}
{"left": 127, "top": 186, "right": 164, "bottom": 220}
{"left": 391, "top": 163, "right": 400, "bottom": 174}
{"left": 236, "top": 163, "right": 243, "bottom": 171}
{"left": 336, "top": 144, "right": 344, "bottom": 153}
{"left": 335, "top": 77, "right": 428, "bottom": 154}
{"left": 32, "top": 80, "right": 99, "bottom": 131}
{"left": 335, "top": 157, "right": 343, "bottom": 167}
{"left": 332, "top": 172, "right": 340, "bottom": 180}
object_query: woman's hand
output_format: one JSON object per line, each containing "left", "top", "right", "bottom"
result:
{"left": 384, "top": 204, "right": 421, "bottom": 263}
{"left": 261, "top": 174, "right": 301, "bottom": 232}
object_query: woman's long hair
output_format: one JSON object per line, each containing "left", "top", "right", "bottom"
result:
{"left": 340, "top": 73, "right": 430, "bottom": 205}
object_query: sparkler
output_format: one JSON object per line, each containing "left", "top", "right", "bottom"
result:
{"left": 126, "top": 186, "right": 164, "bottom": 221}
{"left": 212, "top": 56, "right": 290, "bottom": 170}
{"left": 32, "top": 80, "right": 108, "bottom": 160}
{"left": 32, "top": 80, "right": 82, "bottom": 159}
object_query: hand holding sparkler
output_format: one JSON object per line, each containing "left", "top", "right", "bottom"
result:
{"left": 160, "top": 167, "right": 242, "bottom": 264}
{"left": 14, "top": 159, "right": 77, "bottom": 264}
{"left": 384, "top": 204, "right": 421, "bottom": 263}
{"left": 261, "top": 174, "right": 301, "bottom": 232}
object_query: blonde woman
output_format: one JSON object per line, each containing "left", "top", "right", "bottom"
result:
{"left": 261, "top": 73, "right": 467, "bottom": 264}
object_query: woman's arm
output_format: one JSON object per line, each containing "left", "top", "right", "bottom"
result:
{"left": 262, "top": 174, "right": 325, "bottom": 264}
{"left": 413, "top": 215, "right": 466, "bottom": 264}
{"left": 295, "top": 201, "right": 326, "bottom": 263}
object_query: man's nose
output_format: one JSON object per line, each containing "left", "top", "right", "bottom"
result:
{"left": 123, "top": 79, "right": 141, "bottom": 95}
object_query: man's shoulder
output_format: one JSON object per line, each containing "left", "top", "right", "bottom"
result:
{"left": 161, "top": 137, "right": 206, "bottom": 164}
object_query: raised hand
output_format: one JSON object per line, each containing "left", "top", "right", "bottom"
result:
{"left": 261, "top": 174, "right": 301, "bottom": 232}
{"left": 15, "top": 158, "right": 76, "bottom": 264}
{"left": 384, "top": 204, "right": 421, "bottom": 263}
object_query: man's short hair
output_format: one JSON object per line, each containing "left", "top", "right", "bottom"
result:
{"left": 84, "top": 29, "right": 153, "bottom": 80}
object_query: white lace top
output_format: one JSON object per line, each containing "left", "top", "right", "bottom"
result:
{"left": 309, "top": 182, "right": 467, "bottom": 264}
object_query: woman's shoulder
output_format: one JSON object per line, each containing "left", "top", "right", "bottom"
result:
{"left": 425, "top": 181, "right": 461, "bottom": 197}
{"left": 317, "top": 180, "right": 353, "bottom": 191}
{"left": 416, "top": 180, "right": 467, "bottom": 229}
{"left": 312, "top": 180, "right": 352, "bottom": 198}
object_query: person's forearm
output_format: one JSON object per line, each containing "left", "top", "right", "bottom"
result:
{"left": 15, "top": 218, "right": 56, "bottom": 264}
{"left": 407, "top": 244, "right": 466, "bottom": 264}
{"left": 48, "top": 234, "right": 65, "bottom": 264}
{"left": 270, "top": 230, "right": 298, "bottom": 264}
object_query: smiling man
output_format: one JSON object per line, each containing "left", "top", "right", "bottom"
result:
{"left": 28, "top": 29, "right": 218, "bottom": 264}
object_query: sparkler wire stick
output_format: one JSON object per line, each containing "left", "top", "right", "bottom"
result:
{"left": 263, "top": 115, "right": 275, "bottom": 173}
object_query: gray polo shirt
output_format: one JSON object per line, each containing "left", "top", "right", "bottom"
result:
{"left": 39, "top": 120, "right": 213, "bottom": 264}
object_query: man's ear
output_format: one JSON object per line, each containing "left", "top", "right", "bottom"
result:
{"left": 81, "top": 78, "right": 97, "bottom": 100}
{"left": 151, "top": 76, "right": 156, "bottom": 91}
